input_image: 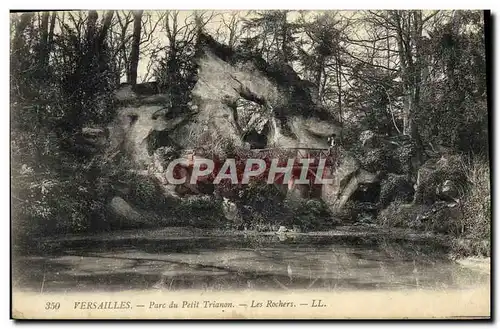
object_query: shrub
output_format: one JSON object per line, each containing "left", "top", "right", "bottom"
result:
{"left": 11, "top": 162, "right": 111, "bottom": 241}
{"left": 125, "top": 172, "right": 170, "bottom": 211}
{"left": 336, "top": 200, "right": 375, "bottom": 223}
{"left": 450, "top": 238, "right": 490, "bottom": 257}
{"left": 459, "top": 156, "right": 491, "bottom": 241}
{"left": 172, "top": 196, "right": 225, "bottom": 228}
{"left": 377, "top": 201, "right": 422, "bottom": 229}
{"left": 377, "top": 153, "right": 491, "bottom": 254}
{"left": 236, "top": 181, "right": 289, "bottom": 230}
{"left": 284, "top": 198, "right": 334, "bottom": 231}
{"left": 413, "top": 154, "right": 468, "bottom": 205}
{"left": 360, "top": 148, "right": 392, "bottom": 173}
{"left": 378, "top": 174, "right": 414, "bottom": 208}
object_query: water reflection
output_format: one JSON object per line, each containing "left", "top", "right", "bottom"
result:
{"left": 12, "top": 231, "right": 490, "bottom": 292}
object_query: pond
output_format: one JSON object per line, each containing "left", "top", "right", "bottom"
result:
{"left": 12, "top": 226, "right": 490, "bottom": 293}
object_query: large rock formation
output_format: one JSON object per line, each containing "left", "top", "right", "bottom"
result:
{"left": 165, "top": 34, "right": 344, "bottom": 152}
{"left": 92, "top": 34, "right": 383, "bottom": 227}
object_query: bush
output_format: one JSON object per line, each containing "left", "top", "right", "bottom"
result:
{"left": 377, "top": 201, "right": 422, "bottom": 228}
{"left": 11, "top": 11, "right": 120, "bottom": 241}
{"left": 11, "top": 163, "right": 112, "bottom": 240}
{"left": 377, "top": 154, "right": 491, "bottom": 255}
{"left": 414, "top": 154, "right": 468, "bottom": 205}
{"left": 336, "top": 200, "right": 368, "bottom": 222}
{"left": 284, "top": 198, "right": 334, "bottom": 231}
{"left": 360, "top": 148, "right": 392, "bottom": 173}
{"left": 450, "top": 238, "right": 490, "bottom": 257}
{"left": 172, "top": 196, "right": 225, "bottom": 228}
{"left": 237, "top": 181, "right": 289, "bottom": 230}
{"left": 378, "top": 173, "right": 414, "bottom": 208}
{"left": 460, "top": 156, "right": 491, "bottom": 241}
{"left": 125, "top": 172, "right": 170, "bottom": 211}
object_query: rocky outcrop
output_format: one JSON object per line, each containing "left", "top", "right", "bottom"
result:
{"left": 106, "top": 85, "right": 191, "bottom": 168}
{"left": 320, "top": 148, "right": 378, "bottom": 213}
{"left": 184, "top": 34, "right": 343, "bottom": 151}
{"left": 413, "top": 154, "right": 466, "bottom": 205}
{"left": 350, "top": 128, "right": 470, "bottom": 232}
{"left": 83, "top": 34, "right": 386, "bottom": 227}
{"left": 104, "top": 34, "right": 344, "bottom": 161}
{"left": 376, "top": 152, "right": 468, "bottom": 234}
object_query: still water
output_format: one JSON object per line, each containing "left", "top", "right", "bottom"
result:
{"left": 12, "top": 226, "right": 490, "bottom": 292}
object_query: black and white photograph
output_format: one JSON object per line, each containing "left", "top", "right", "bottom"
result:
{"left": 10, "top": 9, "right": 491, "bottom": 319}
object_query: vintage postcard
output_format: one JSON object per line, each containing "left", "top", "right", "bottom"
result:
{"left": 10, "top": 9, "right": 491, "bottom": 319}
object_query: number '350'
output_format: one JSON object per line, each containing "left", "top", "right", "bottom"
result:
{"left": 45, "top": 302, "right": 60, "bottom": 310}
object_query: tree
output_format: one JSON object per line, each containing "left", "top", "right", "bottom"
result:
{"left": 128, "top": 10, "right": 143, "bottom": 85}
{"left": 112, "top": 11, "right": 164, "bottom": 84}
{"left": 11, "top": 13, "right": 34, "bottom": 53}
{"left": 351, "top": 11, "right": 441, "bottom": 169}
{"left": 214, "top": 11, "right": 246, "bottom": 49}
{"left": 241, "top": 10, "right": 299, "bottom": 64}
{"left": 298, "top": 12, "right": 341, "bottom": 102}
{"left": 113, "top": 11, "right": 134, "bottom": 83}
{"left": 421, "top": 11, "right": 487, "bottom": 154}
{"left": 153, "top": 11, "right": 215, "bottom": 107}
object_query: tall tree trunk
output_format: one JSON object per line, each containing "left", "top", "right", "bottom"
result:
{"left": 336, "top": 56, "right": 343, "bottom": 141}
{"left": 128, "top": 10, "right": 143, "bottom": 85}
{"left": 393, "top": 11, "right": 411, "bottom": 136}
{"left": 39, "top": 12, "right": 50, "bottom": 67}
{"left": 313, "top": 55, "right": 324, "bottom": 102}
{"left": 392, "top": 10, "right": 425, "bottom": 178}
{"left": 46, "top": 12, "right": 56, "bottom": 61}
{"left": 280, "top": 11, "right": 288, "bottom": 64}
{"left": 99, "top": 11, "right": 114, "bottom": 43}
{"left": 12, "top": 13, "right": 33, "bottom": 56}
{"left": 86, "top": 10, "right": 98, "bottom": 46}
{"left": 11, "top": 13, "right": 34, "bottom": 98}
{"left": 410, "top": 10, "right": 424, "bottom": 168}
{"left": 83, "top": 11, "right": 115, "bottom": 76}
